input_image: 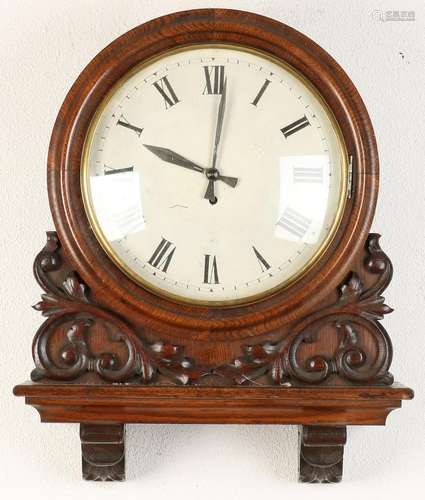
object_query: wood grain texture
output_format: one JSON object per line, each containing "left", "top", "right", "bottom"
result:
{"left": 47, "top": 8, "right": 379, "bottom": 345}
{"left": 216, "top": 234, "right": 395, "bottom": 386}
{"left": 80, "top": 423, "right": 125, "bottom": 481}
{"left": 13, "top": 8, "right": 414, "bottom": 482}
{"left": 28, "top": 231, "right": 396, "bottom": 386}
{"left": 299, "top": 426, "right": 346, "bottom": 483}
{"left": 30, "top": 232, "right": 208, "bottom": 385}
{"left": 14, "top": 382, "right": 413, "bottom": 425}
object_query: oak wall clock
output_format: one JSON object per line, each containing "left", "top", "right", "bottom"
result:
{"left": 14, "top": 9, "right": 413, "bottom": 483}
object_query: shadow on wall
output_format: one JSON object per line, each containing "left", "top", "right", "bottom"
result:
{"left": 127, "top": 424, "right": 298, "bottom": 481}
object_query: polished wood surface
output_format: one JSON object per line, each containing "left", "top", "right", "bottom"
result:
{"left": 47, "top": 8, "right": 378, "bottom": 344}
{"left": 80, "top": 423, "right": 125, "bottom": 481}
{"left": 26, "top": 231, "right": 398, "bottom": 387}
{"left": 14, "top": 8, "right": 413, "bottom": 482}
{"left": 14, "top": 382, "right": 412, "bottom": 425}
{"left": 299, "top": 426, "right": 347, "bottom": 483}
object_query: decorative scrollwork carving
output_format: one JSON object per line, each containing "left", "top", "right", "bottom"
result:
{"left": 215, "top": 234, "right": 394, "bottom": 386}
{"left": 31, "top": 232, "right": 204, "bottom": 385}
{"left": 31, "top": 232, "right": 395, "bottom": 387}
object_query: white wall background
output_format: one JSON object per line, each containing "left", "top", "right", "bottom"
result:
{"left": 1, "top": 0, "right": 423, "bottom": 498}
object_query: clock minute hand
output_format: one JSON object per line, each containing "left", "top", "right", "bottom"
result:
{"left": 204, "top": 78, "right": 228, "bottom": 203}
{"left": 143, "top": 144, "right": 205, "bottom": 174}
{"left": 212, "top": 78, "right": 227, "bottom": 170}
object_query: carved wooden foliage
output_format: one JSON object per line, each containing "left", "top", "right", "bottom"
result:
{"left": 31, "top": 232, "right": 394, "bottom": 386}
{"left": 215, "top": 234, "right": 394, "bottom": 386}
{"left": 31, "top": 232, "right": 205, "bottom": 385}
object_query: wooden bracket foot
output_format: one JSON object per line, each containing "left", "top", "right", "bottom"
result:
{"left": 299, "top": 425, "right": 346, "bottom": 483}
{"left": 80, "top": 423, "right": 125, "bottom": 481}
{"left": 14, "top": 383, "right": 413, "bottom": 481}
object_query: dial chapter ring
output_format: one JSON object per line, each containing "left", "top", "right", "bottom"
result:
{"left": 48, "top": 9, "right": 378, "bottom": 340}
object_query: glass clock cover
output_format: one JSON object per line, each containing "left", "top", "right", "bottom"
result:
{"left": 82, "top": 45, "right": 347, "bottom": 305}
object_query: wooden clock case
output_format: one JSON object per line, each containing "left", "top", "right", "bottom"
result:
{"left": 14, "top": 9, "right": 413, "bottom": 483}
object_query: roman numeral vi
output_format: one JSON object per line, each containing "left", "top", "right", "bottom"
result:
{"left": 203, "top": 255, "right": 219, "bottom": 284}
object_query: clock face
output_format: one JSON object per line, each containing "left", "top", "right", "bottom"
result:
{"left": 81, "top": 45, "right": 347, "bottom": 305}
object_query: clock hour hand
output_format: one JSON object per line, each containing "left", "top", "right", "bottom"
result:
{"left": 144, "top": 143, "right": 238, "bottom": 189}
{"left": 143, "top": 144, "right": 205, "bottom": 174}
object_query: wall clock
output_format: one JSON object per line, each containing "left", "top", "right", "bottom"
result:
{"left": 14, "top": 9, "right": 413, "bottom": 483}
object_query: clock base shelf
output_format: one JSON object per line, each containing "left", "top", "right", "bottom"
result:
{"left": 14, "top": 382, "right": 412, "bottom": 482}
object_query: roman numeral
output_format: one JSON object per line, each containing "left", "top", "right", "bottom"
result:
{"left": 104, "top": 165, "right": 134, "bottom": 175}
{"left": 252, "top": 246, "right": 271, "bottom": 272}
{"left": 153, "top": 76, "right": 179, "bottom": 109}
{"left": 277, "top": 207, "right": 311, "bottom": 238}
{"left": 148, "top": 238, "right": 176, "bottom": 273}
{"left": 281, "top": 115, "right": 310, "bottom": 138}
{"left": 293, "top": 166, "right": 323, "bottom": 183}
{"left": 251, "top": 79, "right": 271, "bottom": 106}
{"left": 116, "top": 114, "right": 143, "bottom": 137}
{"left": 203, "top": 255, "right": 219, "bottom": 284}
{"left": 203, "top": 65, "right": 225, "bottom": 95}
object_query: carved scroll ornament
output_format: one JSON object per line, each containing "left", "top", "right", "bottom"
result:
{"left": 31, "top": 232, "right": 205, "bottom": 385}
{"left": 215, "top": 234, "right": 394, "bottom": 386}
{"left": 31, "top": 232, "right": 393, "bottom": 386}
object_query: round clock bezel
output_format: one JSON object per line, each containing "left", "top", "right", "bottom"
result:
{"left": 48, "top": 9, "right": 378, "bottom": 339}
{"left": 80, "top": 43, "right": 349, "bottom": 307}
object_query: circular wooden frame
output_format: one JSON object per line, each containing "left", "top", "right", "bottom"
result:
{"left": 48, "top": 9, "right": 378, "bottom": 340}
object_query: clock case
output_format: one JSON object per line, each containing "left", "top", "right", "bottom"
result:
{"left": 14, "top": 9, "right": 412, "bottom": 483}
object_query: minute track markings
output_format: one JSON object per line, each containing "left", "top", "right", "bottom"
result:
{"left": 86, "top": 50, "right": 342, "bottom": 304}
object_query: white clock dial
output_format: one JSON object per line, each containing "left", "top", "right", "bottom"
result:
{"left": 82, "top": 45, "right": 347, "bottom": 304}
